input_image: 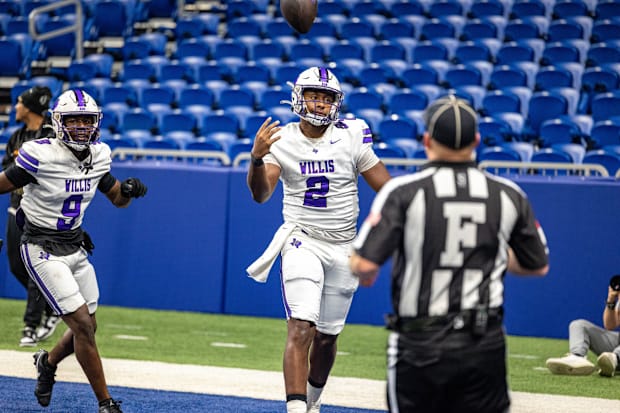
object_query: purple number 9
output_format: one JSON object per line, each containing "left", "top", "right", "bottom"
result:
{"left": 57, "top": 194, "right": 83, "bottom": 230}
{"left": 303, "top": 176, "right": 329, "bottom": 208}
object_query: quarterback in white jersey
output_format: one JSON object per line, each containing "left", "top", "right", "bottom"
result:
{"left": 0, "top": 90, "right": 146, "bottom": 413}
{"left": 247, "top": 67, "right": 391, "bottom": 413}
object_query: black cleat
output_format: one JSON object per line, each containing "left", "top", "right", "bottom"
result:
{"left": 99, "top": 398, "right": 123, "bottom": 413}
{"left": 33, "top": 349, "right": 56, "bottom": 407}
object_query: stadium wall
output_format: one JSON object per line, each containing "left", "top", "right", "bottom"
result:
{"left": 0, "top": 163, "right": 618, "bottom": 339}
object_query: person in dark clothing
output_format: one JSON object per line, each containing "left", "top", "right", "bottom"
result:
{"left": 350, "top": 96, "right": 550, "bottom": 413}
{"left": 2, "top": 85, "right": 61, "bottom": 346}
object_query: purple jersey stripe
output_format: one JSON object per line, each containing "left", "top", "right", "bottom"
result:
{"left": 18, "top": 148, "right": 39, "bottom": 166}
{"left": 363, "top": 136, "right": 373, "bottom": 143}
{"left": 16, "top": 155, "right": 38, "bottom": 173}
{"left": 20, "top": 244, "right": 63, "bottom": 315}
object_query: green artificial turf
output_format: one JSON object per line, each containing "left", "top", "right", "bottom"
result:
{"left": 1, "top": 298, "right": 617, "bottom": 400}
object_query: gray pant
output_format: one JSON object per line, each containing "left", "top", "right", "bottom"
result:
{"left": 569, "top": 319, "right": 620, "bottom": 367}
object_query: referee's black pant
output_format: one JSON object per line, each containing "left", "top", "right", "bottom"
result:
{"left": 387, "top": 323, "right": 510, "bottom": 413}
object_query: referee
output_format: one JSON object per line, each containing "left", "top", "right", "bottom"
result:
{"left": 350, "top": 96, "right": 549, "bottom": 413}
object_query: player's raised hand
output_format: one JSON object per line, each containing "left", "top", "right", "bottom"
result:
{"left": 251, "top": 117, "right": 281, "bottom": 159}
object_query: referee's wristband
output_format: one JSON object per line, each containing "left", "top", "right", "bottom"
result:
{"left": 251, "top": 155, "right": 264, "bottom": 167}
{"left": 606, "top": 301, "right": 616, "bottom": 310}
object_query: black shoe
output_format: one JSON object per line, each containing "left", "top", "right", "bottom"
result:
{"left": 33, "top": 349, "right": 56, "bottom": 407}
{"left": 99, "top": 398, "right": 123, "bottom": 413}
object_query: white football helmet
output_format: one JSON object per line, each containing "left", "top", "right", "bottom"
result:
{"left": 51, "top": 89, "right": 102, "bottom": 151}
{"left": 286, "top": 67, "right": 343, "bottom": 126}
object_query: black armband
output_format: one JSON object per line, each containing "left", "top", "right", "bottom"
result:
{"left": 251, "top": 155, "right": 264, "bottom": 167}
{"left": 606, "top": 301, "right": 616, "bottom": 310}
{"left": 5, "top": 164, "right": 35, "bottom": 187}
{"left": 98, "top": 172, "right": 116, "bottom": 193}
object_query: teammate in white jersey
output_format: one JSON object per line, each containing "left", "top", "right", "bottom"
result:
{"left": 247, "top": 67, "right": 391, "bottom": 413}
{"left": 0, "top": 90, "right": 147, "bottom": 413}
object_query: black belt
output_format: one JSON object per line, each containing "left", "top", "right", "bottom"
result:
{"left": 387, "top": 307, "right": 503, "bottom": 334}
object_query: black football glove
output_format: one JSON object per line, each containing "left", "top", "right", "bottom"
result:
{"left": 121, "top": 178, "right": 147, "bottom": 198}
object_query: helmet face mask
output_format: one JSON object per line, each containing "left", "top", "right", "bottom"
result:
{"left": 51, "top": 89, "right": 102, "bottom": 151}
{"left": 290, "top": 67, "right": 343, "bottom": 126}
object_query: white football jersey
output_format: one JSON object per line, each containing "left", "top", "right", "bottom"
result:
{"left": 264, "top": 118, "right": 380, "bottom": 243}
{"left": 15, "top": 138, "right": 112, "bottom": 231}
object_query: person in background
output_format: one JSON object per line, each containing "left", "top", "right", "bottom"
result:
{"left": 246, "top": 67, "right": 391, "bottom": 413}
{"left": 546, "top": 276, "right": 620, "bottom": 377}
{"left": 350, "top": 96, "right": 549, "bottom": 413}
{"left": 2, "top": 85, "right": 61, "bottom": 347}
{"left": 0, "top": 89, "right": 147, "bottom": 413}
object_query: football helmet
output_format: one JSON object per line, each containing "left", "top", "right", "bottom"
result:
{"left": 286, "top": 67, "right": 343, "bottom": 126}
{"left": 51, "top": 89, "right": 102, "bottom": 151}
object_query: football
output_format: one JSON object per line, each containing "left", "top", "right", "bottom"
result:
{"left": 280, "top": 0, "right": 318, "bottom": 34}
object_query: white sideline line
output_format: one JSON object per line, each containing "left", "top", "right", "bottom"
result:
{"left": 0, "top": 350, "right": 618, "bottom": 412}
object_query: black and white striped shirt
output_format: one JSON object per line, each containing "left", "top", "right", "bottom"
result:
{"left": 353, "top": 161, "right": 549, "bottom": 318}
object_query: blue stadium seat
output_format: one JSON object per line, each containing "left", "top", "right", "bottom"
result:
{"left": 201, "top": 112, "right": 240, "bottom": 136}
{"left": 121, "top": 109, "right": 157, "bottom": 133}
{"left": 420, "top": 18, "right": 457, "bottom": 40}
{"left": 590, "top": 120, "right": 620, "bottom": 148}
{"left": 400, "top": 64, "right": 439, "bottom": 87}
{"left": 444, "top": 65, "right": 483, "bottom": 88}
{"left": 496, "top": 42, "right": 536, "bottom": 65}
{"left": 340, "top": 19, "right": 375, "bottom": 39}
{"left": 227, "top": 17, "right": 262, "bottom": 38}
{"left": 595, "top": 3, "right": 620, "bottom": 21}
{"left": 92, "top": 0, "right": 134, "bottom": 38}
{"left": 526, "top": 91, "right": 569, "bottom": 136}
{"left": 370, "top": 41, "right": 406, "bottom": 63}
{"left": 345, "top": 88, "right": 384, "bottom": 113}
{"left": 502, "top": 141, "right": 535, "bottom": 162}
{"left": 478, "top": 115, "right": 514, "bottom": 146}
{"left": 227, "top": 138, "right": 253, "bottom": 167}
{"left": 453, "top": 41, "right": 493, "bottom": 63}
{"left": 534, "top": 66, "right": 574, "bottom": 91}
{"left": 377, "top": 114, "right": 417, "bottom": 141}
{"left": 390, "top": 0, "right": 425, "bottom": 17}
{"left": 510, "top": 0, "right": 548, "bottom": 19}
{"left": 290, "top": 41, "right": 324, "bottom": 62}
{"left": 591, "top": 91, "right": 620, "bottom": 123}
{"left": 460, "top": 16, "right": 503, "bottom": 40}
{"left": 547, "top": 19, "right": 586, "bottom": 42}
{"left": 330, "top": 41, "right": 365, "bottom": 61}
{"left": 531, "top": 147, "right": 575, "bottom": 176}
{"left": 551, "top": 143, "right": 586, "bottom": 163}
{"left": 538, "top": 118, "right": 583, "bottom": 146}
{"left": 583, "top": 149, "right": 620, "bottom": 176}
{"left": 586, "top": 43, "right": 620, "bottom": 67}
{"left": 178, "top": 85, "right": 214, "bottom": 110}
{"left": 488, "top": 65, "right": 529, "bottom": 90}
{"left": 469, "top": 0, "right": 505, "bottom": 18}
{"left": 540, "top": 42, "right": 582, "bottom": 67}
{"left": 140, "top": 85, "right": 176, "bottom": 108}
{"left": 591, "top": 19, "right": 620, "bottom": 43}
{"left": 243, "top": 112, "right": 269, "bottom": 137}
{"left": 552, "top": 0, "right": 590, "bottom": 18}
{"left": 388, "top": 90, "right": 429, "bottom": 115}
{"left": 429, "top": 0, "right": 465, "bottom": 18}
{"left": 217, "top": 87, "right": 255, "bottom": 111}
{"left": 160, "top": 112, "right": 197, "bottom": 135}
{"left": 503, "top": 18, "right": 544, "bottom": 42}
{"left": 379, "top": 19, "right": 415, "bottom": 39}
{"left": 481, "top": 90, "right": 521, "bottom": 116}
{"left": 412, "top": 41, "right": 449, "bottom": 63}
{"left": 265, "top": 17, "right": 296, "bottom": 38}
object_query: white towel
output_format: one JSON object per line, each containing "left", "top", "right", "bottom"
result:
{"left": 246, "top": 223, "right": 296, "bottom": 283}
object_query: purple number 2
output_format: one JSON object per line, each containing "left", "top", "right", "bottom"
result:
{"left": 303, "top": 176, "right": 329, "bottom": 208}
{"left": 57, "top": 194, "right": 83, "bottom": 230}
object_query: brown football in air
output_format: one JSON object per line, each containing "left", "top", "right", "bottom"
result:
{"left": 280, "top": 0, "right": 318, "bottom": 34}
